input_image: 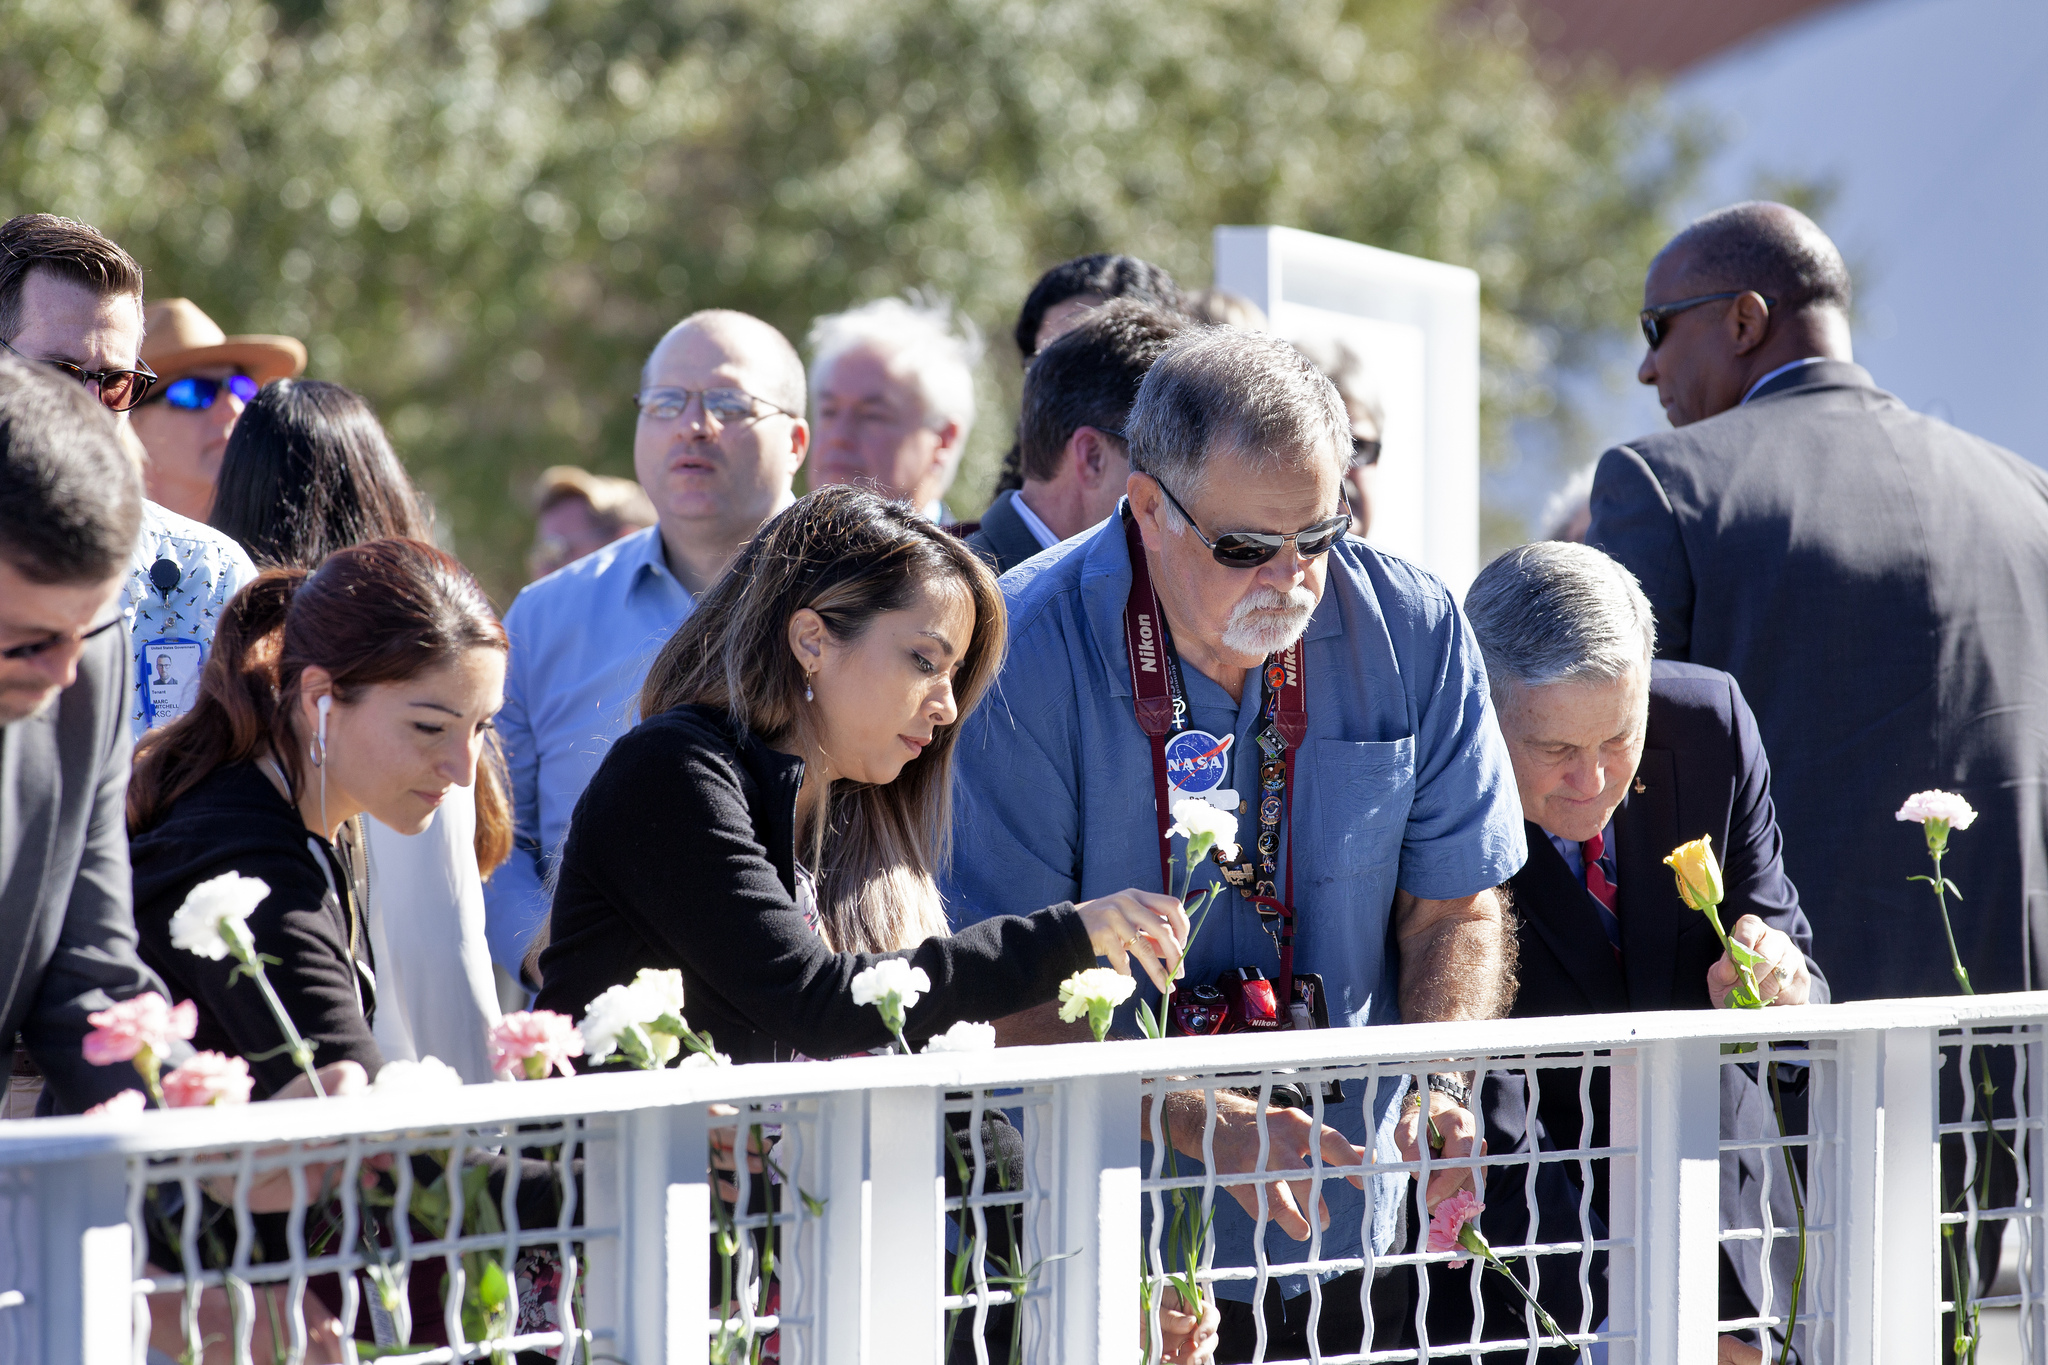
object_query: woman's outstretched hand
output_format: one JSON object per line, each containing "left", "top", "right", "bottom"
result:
{"left": 1076, "top": 889, "right": 1189, "bottom": 993}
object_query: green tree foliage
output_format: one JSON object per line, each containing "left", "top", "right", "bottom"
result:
{"left": 1, "top": 0, "right": 1697, "bottom": 601}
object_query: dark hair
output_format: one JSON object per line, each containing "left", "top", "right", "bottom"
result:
{"left": 638, "top": 485, "right": 1005, "bottom": 953}
{"left": 1018, "top": 301, "right": 1188, "bottom": 483}
{"left": 129, "top": 539, "right": 513, "bottom": 872}
{"left": 210, "top": 379, "right": 430, "bottom": 567}
{"left": 1664, "top": 201, "right": 1852, "bottom": 313}
{"left": 0, "top": 350, "right": 143, "bottom": 584}
{"left": 1012, "top": 253, "right": 1182, "bottom": 361}
{"left": 0, "top": 214, "right": 145, "bottom": 344}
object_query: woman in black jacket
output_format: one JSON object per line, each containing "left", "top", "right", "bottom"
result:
{"left": 129, "top": 538, "right": 511, "bottom": 1096}
{"left": 536, "top": 485, "right": 1187, "bottom": 1063}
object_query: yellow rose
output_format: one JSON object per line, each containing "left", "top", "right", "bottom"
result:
{"left": 1663, "top": 835, "right": 1725, "bottom": 911}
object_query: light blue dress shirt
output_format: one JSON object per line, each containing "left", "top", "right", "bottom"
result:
{"left": 484, "top": 525, "right": 695, "bottom": 971}
{"left": 944, "top": 516, "right": 1526, "bottom": 1298}
{"left": 124, "top": 501, "right": 258, "bottom": 740}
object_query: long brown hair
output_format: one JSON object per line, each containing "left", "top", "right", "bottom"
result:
{"left": 638, "top": 485, "right": 1005, "bottom": 953}
{"left": 130, "top": 538, "right": 513, "bottom": 871}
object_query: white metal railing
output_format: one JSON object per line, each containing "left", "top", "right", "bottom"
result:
{"left": 1, "top": 994, "right": 2044, "bottom": 1364}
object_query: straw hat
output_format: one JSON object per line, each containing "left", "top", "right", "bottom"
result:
{"left": 140, "top": 298, "right": 307, "bottom": 383}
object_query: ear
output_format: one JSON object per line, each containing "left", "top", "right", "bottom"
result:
{"left": 787, "top": 608, "right": 829, "bottom": 680}
{"left": 1070, "top": 427, "right": 1111, "bottom": 490}
{"left": 1728, "top": 290, "right": 1774, "bottom": 357}
{"left": 297, "top": 664, "right": 336, "bottom": 732}
{"left": 1125, "top": 469, "right": 1168, "bottom": 553}
{"left": 787, "top": 417, "right": 811, "bottom": 472}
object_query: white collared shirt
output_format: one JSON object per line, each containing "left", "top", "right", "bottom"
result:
{"left": 1741, "top": 356, "right": 1830, "bottom": 405}
{"left": 1009, "top": 490, "right": 1062, "bottom": 551}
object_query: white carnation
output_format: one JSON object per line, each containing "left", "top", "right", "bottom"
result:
{"left": 167, "top": 871, "right": 270, "bottom": 961}
{"left": 580, "top": 982, "right": 654, "bottom": 1064}
{"left": 631, "top": 968, "right": 686, "bottom": 1018}
{"left": 676, "top": 1049, "right": 731, "bottom": 1069}
{"left": 1896, "top": 790, "right": 1979, "bottom": 830}
{"left": 1166, "top": 799, "right": 1240, "bottom": 851}
{"left": 372, "top": 1056, "right": 466, "bottom": 1094}
{"left": 923, "top": 1020, "right": 997, "bottom": 1055}
{"left": 850, "top": 959, "right": 931, "bottom": 1011}
{"left": 1057, "top": 967, "right": 1138, "bottom": 1023}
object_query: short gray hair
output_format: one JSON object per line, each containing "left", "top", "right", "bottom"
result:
{"left": 808, "top": 293, "right": 983, "bottom": 444}
{"left": 1125, "top": 326, "right": 1349, "bottom": 504}
{"left": 1465, "top": 541, "right": 1656, "bottom": 690}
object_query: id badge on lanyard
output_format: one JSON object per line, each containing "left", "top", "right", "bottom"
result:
{"left": 1121, "top": 509, "right": 1307, "bottom": 999}
{"left": 140, "top": 637, "right": 205, "bottom": 730}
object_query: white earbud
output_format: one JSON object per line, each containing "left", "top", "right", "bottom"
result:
{"left": 316, "top": 693, "right": 331, "bottom": 747}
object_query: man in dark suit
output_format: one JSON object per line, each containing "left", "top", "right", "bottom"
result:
{"left": 1458, "top": 541, "right": 1828, "bottom": 1364}
{"left": 1586, "top": 200, "right": 2048, "bottom": 1002}
{"left": 0, "top": 350, "right": 176, "bottom": 1113}
{"left": 962, "top": 301, "right": 1187, "bottom": 575}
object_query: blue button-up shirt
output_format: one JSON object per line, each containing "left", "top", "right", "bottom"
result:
{"left": 944, "top": 516, "right": 1525, "bottom": 1295}
{"left": 484, "top": 526, "right": 695, "bottom": 971}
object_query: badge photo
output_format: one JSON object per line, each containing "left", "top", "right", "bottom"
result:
{"left": 1163, "top": 728, "right": 1238, "bottom": 810}
{"left": 140, "top": 637, "right": 205, "bottom": 731}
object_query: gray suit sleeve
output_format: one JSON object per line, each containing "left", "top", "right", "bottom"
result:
{"left": 21, "top": 635, "right": 173, "bottom": 1113}
{"left": 1587, "top": 443, "right": 1694, "bottom": 659}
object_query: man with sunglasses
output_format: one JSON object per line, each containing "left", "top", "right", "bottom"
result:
{"left": 0, "top": 350, "right": 186, "bottom": 1114}
{"left": 485, "top": 309, "right": 809, "bottom": 983}
{"left": 128, "top": 297, "right": 305, "bottom": 522}
{"left": 946, "top": 327, "right": 1525, "bottom": 1359}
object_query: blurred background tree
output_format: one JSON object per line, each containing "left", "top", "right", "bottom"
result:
{"left": 1, "top": 0, "right": 1699, "bottom": 603}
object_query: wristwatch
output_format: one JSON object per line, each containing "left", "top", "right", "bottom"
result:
{"left": 1406, "top": 1072, "right": 1471, "bottom": 1111}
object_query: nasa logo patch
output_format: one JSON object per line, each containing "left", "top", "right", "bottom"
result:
{"left": 1163, "top": 729, "right": 1234, "bottom": 797}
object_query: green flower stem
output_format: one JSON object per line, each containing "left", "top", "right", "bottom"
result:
{"left": 1767, "top": 1062, "right": 1808, "bottom": 1365}
{"left": 1929, "top": 845, "right": 1973, "bottom": 996}
{"left": 1698, "top": 900, "right": 1765, "bottom": 1008}
{"left": 1460, "top": 1230, "right": 1575, "bottom": 1353}
{"left": 236, "top": 950, "right": 326, "bottom": 1097}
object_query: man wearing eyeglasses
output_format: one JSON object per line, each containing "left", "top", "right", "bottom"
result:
{"left": 484, "top": 309, "right": 809, "bottom": 982}
{"left": 0, "top": 215, "right": 265, "bottom": 742}
{"left": 0, "top": 350, "right": 186, "bottom": 1114}
{"left": 946, "top": 327, "right": 1526, "bottom": 1359}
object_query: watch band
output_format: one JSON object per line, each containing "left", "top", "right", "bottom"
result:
{"left": 1425, "top": 1072, "right": 1472, "bottom": 1110}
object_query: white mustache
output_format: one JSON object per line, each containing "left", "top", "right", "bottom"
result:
{"left": 1221, "top": 585, "right": 1318, "bottom": 653}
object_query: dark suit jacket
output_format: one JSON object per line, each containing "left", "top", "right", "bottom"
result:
{"left": 960, "top": 490, "right": 1050, "bottom": 578}
{"left": 1588, "top": 359, "right": 2048, "bottom": 1000}
{"left": 0, "top": 626, "right": 172, "bottom": 1112}
{"left": 1469, "top": 661, "right": 1828, "bottom": 1357}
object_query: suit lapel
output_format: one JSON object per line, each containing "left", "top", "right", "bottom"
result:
{"left": 1616, "top": 748, "right": 1682, "bottom": 1006}
{"left": 1515, "top": 823, "right": 1628, "bottom": 1008}
{"left": 0, "top": 715, "right": 63, "bottom": 1028}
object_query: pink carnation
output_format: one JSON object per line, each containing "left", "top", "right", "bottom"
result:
{"left": 1896, "top": 790, "right": 1978, "bottom": 830}
{"left": 85, "top": 1090, "right": 147, "bottom": 1117}
{"left": 490, "top": 1010, "right": 585, "bottom": 1081}
{"left": 1427, "top": 1188, "right": 1487, "bottom": 1266}
{"left": 160, "top": 1052, "right": 254, "bottom": 1108}
{"left": 83, "top": 992, "right": 198, "bottom": 1067}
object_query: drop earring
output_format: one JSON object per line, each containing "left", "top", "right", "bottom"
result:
{"left": 805, "top": 672, "right": 814, "bottom": 703}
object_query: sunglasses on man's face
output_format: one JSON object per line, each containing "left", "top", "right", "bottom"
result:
{"left": 635, "top": 386, "right": 794, "bottom": 425}
{"left": 0, "top": 336, "right": 157, "bottom": 412}
{"left": 1638, "top": 290, "right": 1776, "bottom": 350}
{"left": 148, "top": 373, "right": 261, "bottom": 411}
{"left": 0, "top": 614, "right": 123, "bottom": 662}
{"left": 1153, "top": 476, "right": 1350, "bottom": 569}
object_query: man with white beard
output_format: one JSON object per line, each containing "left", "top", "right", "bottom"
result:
{"left": 945, "top": 327, "right": 1526, "bottom": 1360}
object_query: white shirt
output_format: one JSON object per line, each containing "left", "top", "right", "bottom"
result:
{"left": 1740, "top": 356, "right": 1830, "bottom": 406}
{"left": 1010, "top": 490, "right": 1062, "bottom": 552}
{"left": 124, "top": 501, "right": 258, "bottom": 739}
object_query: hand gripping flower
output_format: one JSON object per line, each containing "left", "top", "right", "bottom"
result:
{"left": 1057, "top": 967, "right": 1137, "bottom": 1043}
{"left": 1428, "top": 1191, "right": 1576, "bottom": 1350}
{"left": 580, "top": 968, "right": 724, "bottom": 1070}
{"left": 850, "top": 958, "right": 932, "bottom": 1053}
{"left": 1134, "top": 799, "right": 1238, "bottom": 1040}
{"left": 1664, "top": 836, "right": 1766, "bottom": 1009}
{"left": 83, "top": 991, "right": 197, "bottom": 1106}
{"left": 167, "top": 871, "right": 326, "bottom": 1096}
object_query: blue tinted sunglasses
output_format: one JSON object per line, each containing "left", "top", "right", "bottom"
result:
{"left": 149, "top": 374, "right": 261, "bottom": 411}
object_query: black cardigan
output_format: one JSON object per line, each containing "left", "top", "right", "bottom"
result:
{"left": 535, "top": 704, "right": 1096, "bottom": 1064}
{"left": 131, "top": 762, "right": 382, "bottom": 1098}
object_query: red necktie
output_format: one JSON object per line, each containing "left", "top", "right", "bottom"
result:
{"left": 1582, "top": 830, "right": 1618, "bottom": 913}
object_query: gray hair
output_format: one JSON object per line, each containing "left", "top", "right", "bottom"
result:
{"left": 808, "top": 292, "right": 983, "bottom": 445}
{"left": 1465, "top": 541, "right": 1656, "bottom": 690}
{"left": 1125, "top": 326, "right": 1349, "bottom": 509}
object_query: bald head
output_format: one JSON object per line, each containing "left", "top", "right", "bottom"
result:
{"left": 643, "top": 309, "right": 807, "bottom": 416}
{"left": 1657, "top": 202, "right": 1851, "bottom": 315}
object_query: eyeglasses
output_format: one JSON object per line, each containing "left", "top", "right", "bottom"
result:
{"left": 1151, "top": 476, "right": 1351, "bottom": 568}
{"left": 0, "top": 336, "right": 158, "bottom": 411}
{"left": 0, "top": 614, "right": 123, "bottom": 662}
{"left": 635, "top": 387, "right": 796, "bottom": 425}
{"left": 1638, "top": 291, "right": 1775, "bottom": 350}
{"left": 144, "top": 373, "right": 261, "bottom": 411}
{"left": 1350, "top": 436, "right": 1381, "bottom": 469}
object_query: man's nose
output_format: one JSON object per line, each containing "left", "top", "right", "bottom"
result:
{"left": 31, "top": 641, "right": 86, "bottom": 694}
{"left": 1637, "top": 347, "right": 1658, "bottom": 387}
{"left": 1254, "top": 545, "right": 1308, "bottom": 591}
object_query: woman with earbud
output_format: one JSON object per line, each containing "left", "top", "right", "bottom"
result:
{"left": 534, "top": 485, "right": 1190, "bottom": 1063}
{"left": 128, "top": 538, "right": 510, "bottom": 1096}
